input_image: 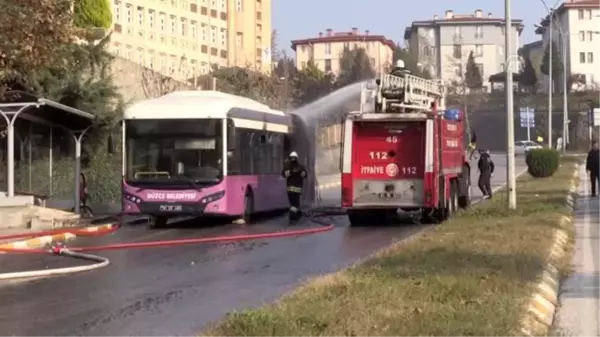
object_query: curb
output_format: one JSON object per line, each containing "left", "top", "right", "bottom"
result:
{"left": 520, "top": 163, "right": 579, "bottom": 336}
{"left": 0, "top": 223, "right": 115, "bottom": 251}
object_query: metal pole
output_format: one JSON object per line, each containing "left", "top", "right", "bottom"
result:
{"left": 74, "top": 135, "right": 81, "bottom": 215}
{"left": 548, "top": 9, "right": 553, "bottom": 148}
{"left": 28, "top": 123, "right": 32, "bottom": 192}
{"left": 562, "top": 31, "right": 568, "bottom": 151}
{"left": 527, "top": 107, "right": 531, "bottom": 141}
{"left": 505, "top": 0, "right": 517, "bottom": 209}
{"left": 6, "top": 123, "right": 14, "bottom": 197}
{"left": 49, "top": 127, "right": 53, "bottom": 196}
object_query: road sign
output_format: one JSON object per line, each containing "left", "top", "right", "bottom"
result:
{"left": 519, "top": 107, "right": 535, "bottom": 128}
{"left": 588, "top": 108, "right": 600, "bottom": 127}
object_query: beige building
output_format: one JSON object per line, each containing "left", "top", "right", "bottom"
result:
{"left": 404, "top": 9, "right": 523, "bottom": 92}
{"left": 291, "top": 28, "right": 395, "bottom": 76}
{"left": 109, "top": 0, "right": 272, "bottom": 81}
{"left": 535, "top": 0, "right": 600, "bottom": 92}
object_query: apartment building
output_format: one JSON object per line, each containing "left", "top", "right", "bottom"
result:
{"left": 535, "top": 0, "right": 600, "bottom": 92}
{"left": 404, "top": 9, "right": 524, "bottom": 91}
{"left": 109, "top": 0, "right": 272, "bottom": 81}
{"left": 290, "top": 28, "right": 395, "bottom": 76}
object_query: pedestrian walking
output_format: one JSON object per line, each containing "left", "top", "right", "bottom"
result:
{"left": 586, "top": 140, "right": 599, "bottom": 197}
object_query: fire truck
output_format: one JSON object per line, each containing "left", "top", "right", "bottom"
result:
{"left": 340, "top": 65, "right": 472, "bottom": 225}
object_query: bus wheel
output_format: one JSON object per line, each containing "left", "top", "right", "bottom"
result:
{"left": 152, "top": 216, "right": 168, "bottom": 228}
{"left": 242, "top": 191, "right": 254, "bottom": 224}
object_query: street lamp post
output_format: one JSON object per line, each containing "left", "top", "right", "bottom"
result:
{"left": 548, "top": 9, "right": 553, "bottom": 149}
{"left": 505, "top": 0, "right": 517, "bottom": 209}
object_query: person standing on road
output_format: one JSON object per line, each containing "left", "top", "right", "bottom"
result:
{"left": 477, "top": 149, "right": 495, "bottom": 200}
{"left": 468, "top": 129, "right": 478, "bottom": 160}
{"left": 282, "top": 151, "right": 307, "bottom": 225}
{"left": 586, "top": 140, "right": 599, "bottom": 197}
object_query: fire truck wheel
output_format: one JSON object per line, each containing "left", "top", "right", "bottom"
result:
{"left": 450, "top": 180, "right": 459, "bottom": 213}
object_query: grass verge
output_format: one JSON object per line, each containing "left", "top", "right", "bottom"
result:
{"left": 204, "top": 157, "right": 580, "bottom": 336}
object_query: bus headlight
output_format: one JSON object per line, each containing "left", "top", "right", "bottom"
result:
{"left": 123, "top": 193, "right": 142, "bottom": 204}
{"left": 201, "top": 190, "right": 225, "bottom": 204}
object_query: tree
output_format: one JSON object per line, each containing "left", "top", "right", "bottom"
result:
{"left": 519, "top": 56, "right": 538, "bottom": 92}
{"left": 273, "top": 53, "right": 296, "bottom": 80}
{"left": 336, "top": 46, "right": 376, "bottom": 88}
{"left": 392, "top": 44, "right": 432, "bottom": 79}
{"left": 540, "top": 41, "right": 564, "bottom": 84}
{"left": 0, "top": 0, "right": 74, "bottom": 87}
{"left": 271, "top": 29, "right": 280, "bottom": 62}
{"left": 74, "top": 0, "right": 113, "bottom": 29}
{"left": 464, "top": 51, "right": 483, "bottom": 90}
{"left": 292, "top": 60, "right": 334, "bottom": 106}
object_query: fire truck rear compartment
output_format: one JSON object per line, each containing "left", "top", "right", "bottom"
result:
{"left": 350, "top": 121, "right": 425, "bottom": 208}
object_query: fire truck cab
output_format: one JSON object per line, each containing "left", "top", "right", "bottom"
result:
{"left": 340, "top": 65, "right": 472, "bottom": 225}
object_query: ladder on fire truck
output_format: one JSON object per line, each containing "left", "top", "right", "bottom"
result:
{"left": 366, "top": 72, "right": 446, "bottom": 114}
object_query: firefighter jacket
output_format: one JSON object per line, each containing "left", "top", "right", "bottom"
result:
{"left": 282, "top": 161, "right": 307, "bottom": 193}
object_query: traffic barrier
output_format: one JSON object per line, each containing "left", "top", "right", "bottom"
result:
{"left": 520, "top": 163, "right": 579, "bottom": 336}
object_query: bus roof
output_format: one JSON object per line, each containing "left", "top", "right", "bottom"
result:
{"left": 124, "top": 90, "right": 286, "bottom": 120}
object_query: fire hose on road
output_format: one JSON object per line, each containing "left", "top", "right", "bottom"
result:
{"left": 0, "top": 210, "right": 341, "bottom": 280}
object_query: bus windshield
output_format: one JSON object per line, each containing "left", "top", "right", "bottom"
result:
{"left": 125, "top": 119, "right": 223, "bottom": 187}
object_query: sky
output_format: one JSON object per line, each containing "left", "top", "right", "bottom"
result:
{"left": 272, "top": 0, "right": 554, "bottom": 54}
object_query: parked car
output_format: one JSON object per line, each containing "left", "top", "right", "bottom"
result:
{"left": 515, "top": 140, "right": 543, "bottom": 155}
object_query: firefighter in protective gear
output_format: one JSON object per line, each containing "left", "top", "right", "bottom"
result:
{"left": 282, "top": 151, "right": 307, "bottom": 225}
{"left": 477, "top": 149, "right": 495, "bottom": 199}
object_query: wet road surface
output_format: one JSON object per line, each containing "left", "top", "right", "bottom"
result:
{"left": 0, "top": 154, "right": 524, "bottom": 336}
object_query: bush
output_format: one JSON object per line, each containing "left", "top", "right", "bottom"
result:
{"left": 73, "top": 0, "right": 112, "bottom": 29}
{"left": 526, "top": 148, "right": 560, "bottom": 178}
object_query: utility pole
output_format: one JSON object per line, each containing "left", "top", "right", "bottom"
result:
{"left": 548, "top": 9, "right": 553, "bottom": 148}
{"left": 561, "top": 30, "right": 568, "bottom": 151}
{"left": 505, "top": 0, "right": 517, "bottom": 209}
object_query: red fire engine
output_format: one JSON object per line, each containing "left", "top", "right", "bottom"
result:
{"left": 340, "top": 66, "right": 472, "bottom": 225}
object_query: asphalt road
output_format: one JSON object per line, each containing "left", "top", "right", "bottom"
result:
{"left": 0, "top": 153, "right": 524, "bottom": 336}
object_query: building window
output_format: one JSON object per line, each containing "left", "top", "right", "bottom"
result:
{"left": 220, "top": 28, "right": 227, "bottom": 47}
{"left": 587, "top": 9, "right": 592, "bottom": 19}
{"left": 201, "top": 24, "right": 207, "bottom": 41}
{"left": 170, "top": 16, "right": 176, "bottom": 34}
{"left": 580, "top": 52, "right": 586, "bottom": 63}
{"left": 256, "top": 23, "right": 262, "bottom": 32}
{"left": 588, "top": 52, "right": 594, "bottom": 63}
{"left": 114, "top": 2, "right": 121, "bottom": 22}
{"left": 580, "top": 31, "right": 585, "bottom": 41}
{"left": 148, "top": 10, "right": 154, "bottom": 28}
{"left": 579, "top": 9, "right": 584, "bottom": 19}
{"left": 430, "top": 46, "right": 436, "bottom": 56}
{"left": 475, "top": 44, "right": 483, "bottom": 56}
{"left": 370, "top": 58, "right": 376, "bottom": 67}
{"left": 588, "top": 31, "right": 594, "bottom": 41}
{"left": 180, "top": 18, "right": 186, "bottom": 36}
{"left": 201, "top": 62, "right": 208, "bottom": 74}
{"left": 476, "top": 63, "right": 483, "bottom": 77}
{"left": 325, "top": 43, "right": 331, "bottom": 55}
{"left": 428, "top": 28, "right": 435, "bottom": 38}
{"left": 220, "top": 0, "right": 225, "bottom": 10}
{"left": 159, "top": 13, "right": 165, "bottom": 31}
{"left": 126, "top": 47, "right": 132, "bottom": 59}
{"left": 256, "top": 11, "right": 262, "bottom": 20}
{"left": 236, "top": 32, "right": 243, "bottom": 48}
{"left": 160, "top": 55, "right": 166, "bottom": 71}
{"left": 137, "top": 6, "right": 143, "bottom": 25}
{"left": 210, "top": 26, "right": 217, "bottom": 45}
{"left": 324, "top": 59, "right": 332, "bottom": 72}
{"left": 475, "top": 26, "right": 483, "bottom": 38}
{"left": 235, "top": 0, "right": 242, "bottom": 11}
{"left": 148, "top": 54, "right": 154, "bottom": 69}
{"left": 126, "top": 4, "right": 132, "bottom": 23}
{"left": 454, "top": 26, "right": 461, "bottom": 37}
{"left": 138, "top": 49, "right": 144, "bottom": 64}
{"left": 453, "top": 44, "right": 461, "bottom": 58}
{"left": 210, "top": 0, "right": 216, "bottom": 7}
{"left": 191, "top": 21, "right": 196, "bottom": 38}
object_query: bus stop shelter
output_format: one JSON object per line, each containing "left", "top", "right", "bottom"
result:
{"left": 0, "top": 94, "right": 96, "bottom": 214}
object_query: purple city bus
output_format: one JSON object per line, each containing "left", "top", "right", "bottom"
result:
{"left": 120, "top": 91, "right": 292, "bottom": 227}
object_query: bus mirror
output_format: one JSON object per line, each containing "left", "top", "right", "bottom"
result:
{"left": 107, "top": 134, "right": 115, "bottom": 154}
